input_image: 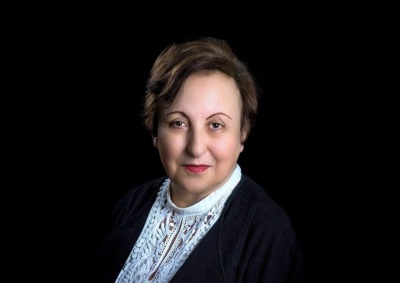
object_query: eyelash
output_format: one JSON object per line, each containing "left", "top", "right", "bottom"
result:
{"left": 210, "top": 123, "right": 223, "bottom": 130}
{"left": 169, "top": 121, "right": 223, "bottom": 131}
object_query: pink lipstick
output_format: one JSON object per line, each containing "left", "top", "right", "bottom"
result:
{"left": 184, "top": 164, "right": 209, "bottom": 173}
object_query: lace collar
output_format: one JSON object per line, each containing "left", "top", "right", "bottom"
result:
{"left": 164, "top": 164, "right": 242, "bottom": 215}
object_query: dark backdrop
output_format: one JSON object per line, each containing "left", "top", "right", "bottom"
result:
{"left": 28, "top": 19, "right": 358, "bottom": 282}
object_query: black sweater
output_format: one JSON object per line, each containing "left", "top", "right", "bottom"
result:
{"left": 94, "top": 175, "right": 306, "bottom": 283}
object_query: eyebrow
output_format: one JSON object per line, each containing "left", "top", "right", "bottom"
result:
{"left": 166, "top": 111, "right": 232, "bottom": 120}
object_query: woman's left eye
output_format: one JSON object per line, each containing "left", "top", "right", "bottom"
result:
{"left": 210, "top": 123, "right": 222, "bottom": 130}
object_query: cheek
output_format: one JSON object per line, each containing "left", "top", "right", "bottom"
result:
{"left": 157, "top": 135, "right": 183, "bottom": 160}
{"left": 210, "top": 137, "right": 242, "bottom": 160}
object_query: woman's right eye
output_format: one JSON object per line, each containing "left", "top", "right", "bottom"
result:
{"left": 170, "top": 121, "right": 186, "bottom": 128}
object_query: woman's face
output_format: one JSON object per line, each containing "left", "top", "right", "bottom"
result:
{"left": 155, "top": 71, "right": 244, "bottom": 206}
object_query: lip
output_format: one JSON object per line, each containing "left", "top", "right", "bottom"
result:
{"left": 183, "top": 164, "right": 210, "bottom": 173}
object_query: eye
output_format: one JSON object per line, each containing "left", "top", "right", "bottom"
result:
{"left": 170, "top": 121, "right": 187, "bottom": 128}
{"left": 209, "top": 122, "right": 223, "bottom": 131}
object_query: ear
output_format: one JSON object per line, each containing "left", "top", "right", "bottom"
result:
{"left": 240, "top": 130, "right": 248, "bottom": 145}
{"left": 152, "top": 136, "right": 158, "bottom": 149}
{"left": 239, "top": 131, "right": 247, "bottom": 153}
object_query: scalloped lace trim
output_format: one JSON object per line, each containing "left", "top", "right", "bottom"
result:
{"left": 116, "top": 166, "right": 241, "bottom": 282}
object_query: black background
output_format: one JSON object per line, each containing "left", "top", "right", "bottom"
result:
{"left": 15, "top": 10, "right": 367, "bottom": 282}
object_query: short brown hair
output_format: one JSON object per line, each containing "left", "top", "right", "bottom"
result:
{"left": 142, "top": 37, "right": 258, "bottom": 143}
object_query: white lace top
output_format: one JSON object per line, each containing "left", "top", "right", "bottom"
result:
{"left": 115, "top": 165, "right": 242, "bottom": 283}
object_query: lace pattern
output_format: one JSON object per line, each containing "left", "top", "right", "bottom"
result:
{"left": 116, "top": 165, "right": 241, "bottom": 283}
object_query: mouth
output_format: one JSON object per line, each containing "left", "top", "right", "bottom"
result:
{"left": 183, "top": 164, "right": 210, "bottom": 173}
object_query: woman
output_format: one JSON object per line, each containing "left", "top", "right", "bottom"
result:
{"left": 95, "top": 37, "right": 305, "bottom": 282}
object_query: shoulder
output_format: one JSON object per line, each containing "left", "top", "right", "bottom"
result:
{"left": 233, "top": 174, "right": 277, "bottom": 208}
{"left": 228, "top": 174, "right": 298, "bottom": 239}
{"left": 122, "top": 177, "right": 166, "bottom": 203}
{"left": 220, "top": 174, "right": 306, "bottom": 280}
{"left": 110, "top": 177, "right": 167, "bottom": 221}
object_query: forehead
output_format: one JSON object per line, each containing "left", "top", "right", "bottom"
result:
{"left": 166, "top": 72, "right": 242, "bottom": 114}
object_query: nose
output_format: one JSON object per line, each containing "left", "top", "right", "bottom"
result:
{"left": 186, "top": 129, "right": 207, "bottom": 157}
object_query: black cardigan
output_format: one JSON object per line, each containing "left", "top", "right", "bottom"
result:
{"left": 94, "top": 175, "right": 306, "bottom": 283}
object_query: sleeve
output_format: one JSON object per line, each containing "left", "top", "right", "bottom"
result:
{"left": 90, "top": 179, "right": 163, "bottom": 282}
{"left": 237, "top": 202, "right": 306, "bottom": 283}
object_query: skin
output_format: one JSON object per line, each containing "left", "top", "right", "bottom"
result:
{"left": 154, "top": 71, "right": 246, "bottom": 207}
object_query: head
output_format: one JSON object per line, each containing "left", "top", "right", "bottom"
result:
{"left": 142, "top": 37, "right": 259, "bottom": 205}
